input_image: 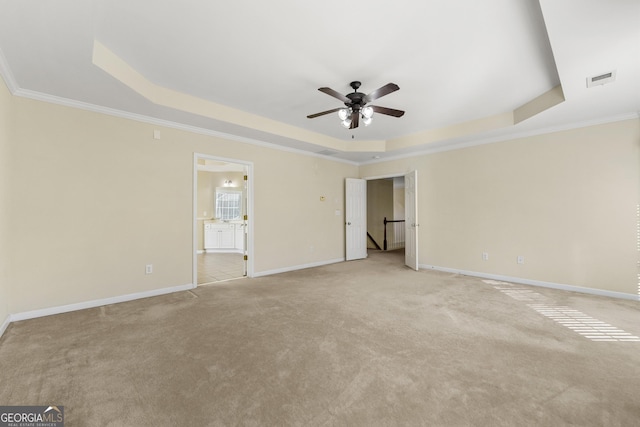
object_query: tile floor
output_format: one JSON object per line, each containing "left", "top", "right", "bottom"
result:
{"left": 197, "top": 252, "right": 245, "bottom": 284}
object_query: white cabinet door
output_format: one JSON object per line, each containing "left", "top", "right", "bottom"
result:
{"left": 219, "top": 227, "right": 235, "bottom": 248}
{"left": 204, "top": 224, "right": 235, "bottom": 250}
{"left": 204, "top": 224, "right": 217, "bottom": 249}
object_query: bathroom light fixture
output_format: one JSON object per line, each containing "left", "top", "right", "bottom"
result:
{"left": 223, "top": 180, "right": 233, "bottom": 187}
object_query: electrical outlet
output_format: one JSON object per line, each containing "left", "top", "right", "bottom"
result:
{"left": 517, "top": 256, "right": 524, "bottom": 264}
{"left": 145, "top": 264, "right": 153, "bottom": 274}
{"left": 482, "top": 252, "right": 489, "bottom": 261}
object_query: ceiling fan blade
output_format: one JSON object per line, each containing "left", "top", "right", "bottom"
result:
{"left": 364, "top": 83, "right": 399, "bottom": 103}
{"left": 371, "top": 105, "right": 405, "bottom": 117}
{"left": 307, "top": 107, "right": 343, "bottom": 119}
{"left": 318, "top": 87, "right": 351, "bottom": 104}
{"left": 350, "top": 110, "right": 359, "bottom": 129}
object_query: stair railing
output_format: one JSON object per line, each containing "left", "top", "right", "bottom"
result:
{"left": 383, "top": 217, "right": 406, "bottom": 250}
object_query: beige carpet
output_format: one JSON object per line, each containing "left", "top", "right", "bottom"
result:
{"left": 1, "top": 250, "right": 639, "bottom": 426}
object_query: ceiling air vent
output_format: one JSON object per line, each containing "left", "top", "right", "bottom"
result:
{"left": 587, "top": 70, "right": 616, "bottom": 88}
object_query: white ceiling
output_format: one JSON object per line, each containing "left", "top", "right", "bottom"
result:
{"left": 0, "top": 0, "right": 638, "bottom": 164}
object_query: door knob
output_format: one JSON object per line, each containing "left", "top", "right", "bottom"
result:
{"left": 347, "top": 222, "right": 351, "bottom": 225}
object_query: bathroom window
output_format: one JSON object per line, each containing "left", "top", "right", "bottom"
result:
{"left": 215, "top": 189, "right": 242, "bottom": 220}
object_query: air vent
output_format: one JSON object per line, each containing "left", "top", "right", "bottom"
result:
{"left": 316, "top": 149, "right": 338, "bottom": 156}
{"left": 587, "top": 70, "right": 616, "bottom": 88}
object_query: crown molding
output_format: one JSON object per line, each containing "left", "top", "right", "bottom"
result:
{"left": 0, "top": 47, "right": 357, "bottom": 166}
{"left": 9, "top": 87, "right": 358, "bottom": 166}
{"left": 0, "top": 47, "right": 18, "bottom": 94}
{"left": 3, "top": 44, "right": 637, "bottom": 167}
{"left": 360, "top": 111, "right": 640, "bottom": 166}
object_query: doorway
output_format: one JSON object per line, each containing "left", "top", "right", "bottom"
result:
{"left": 193, "top": 154, "right": 253, "bottom": 285}
{"left": 366, "top": 176, "right": 405, "bottom": 254}
{"left": 345, "top": 171, "right": 418, "bottom": 270}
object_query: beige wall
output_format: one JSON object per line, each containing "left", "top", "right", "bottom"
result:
{"left": 7, "top": 94, "right": 357, "bottom": 314}
{"left": 0, "top": 77, "right": 11, "bottom": 324}
{"left": 361, "top": 119, "right": 640, "bottom": 296}
{"left": 2, "top": 72, "right": 638, "bottom": 318}
{"left": 253, "top": 149, "right": 351, "bottom": 270}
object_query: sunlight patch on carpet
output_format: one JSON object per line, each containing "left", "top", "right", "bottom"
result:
{"left": 528, "top": 304, "right": 640, "bottom": 342}
{"left": 483, "top": 280, "right": 640, "bottom": 342}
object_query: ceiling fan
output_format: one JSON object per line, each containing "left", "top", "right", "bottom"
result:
{"left": 307, "top": 81, "right": 405, "bottom": 129}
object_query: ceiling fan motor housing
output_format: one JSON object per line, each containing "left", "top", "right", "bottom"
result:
{"left": 347, "top": 82, "right": 365, "bottom": 110}
{"left": 346, "top": 95, "right": 364, "bottom": 110}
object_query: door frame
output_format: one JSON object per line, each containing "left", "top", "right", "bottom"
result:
{"left": 363, "top": 172, "right": 419, "bottom": 269}
{"left": 193, "top": 153, "right": 254, "bottom": 286}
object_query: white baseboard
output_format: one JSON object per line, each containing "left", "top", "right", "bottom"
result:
{"left": 421, "top": 264, "right": 640, "bottom": 302}
{"left": 9, "top": 283, "right": 196, "bottom": 323}
{"left": 4, "top": 262, "right": 635, "bottom": 340}
{"left": 254, "top": 258, "right": 345, "bottom": 278}
{"left": 0, "top": 314, "right": 10, "bottom": 338}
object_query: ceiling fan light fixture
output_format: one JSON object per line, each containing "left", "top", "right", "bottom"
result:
{"left": 338, "top": 108, "right": 350, "bottom": 121}
{"left": 361, "top": 106, "right": 374, "bottom": 119}
{"left": 307, "top": 82, "right": 403, "bottom": 130}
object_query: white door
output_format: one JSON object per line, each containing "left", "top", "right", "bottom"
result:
{"left": 405, "top": 170, "right": 419, "bottom": 270}
{"left": 345, "top": 178, "right": 367, "bottom": 261}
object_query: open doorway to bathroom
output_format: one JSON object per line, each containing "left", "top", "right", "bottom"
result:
{"left": 194, "top": 154, "right": 253, "bottom": 285}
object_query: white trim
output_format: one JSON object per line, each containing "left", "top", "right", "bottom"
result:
{"left": 2, "top": 47, "right": 637, "bottom": 168}
{"left": 253, "top": 258, "right": 345, "bottom": 278}
{"left": 363, "top": 172, "right": 405, "bottom": 181}
{"left": 360, "top": 112, "right": 640, "bottom": 166}
{"left": 10, "top": 283, "right": 196, "bottom": 323}
{"left": 0, "top": 47, "right": 18, "bottom": 94}
{"left": 0, "top": 315, "right": 10, "bottom": 338}
{"left": 193, "top": 155, "right": 199, "bottom": 285}
{"left": 8, "top": 87, "right": 357, "bottom": 166}
{"left": 204, "top": 249, "right": 244, "bottom": 254}
{"left": 421, "top": 264, "right": 640, "bottom": 302}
